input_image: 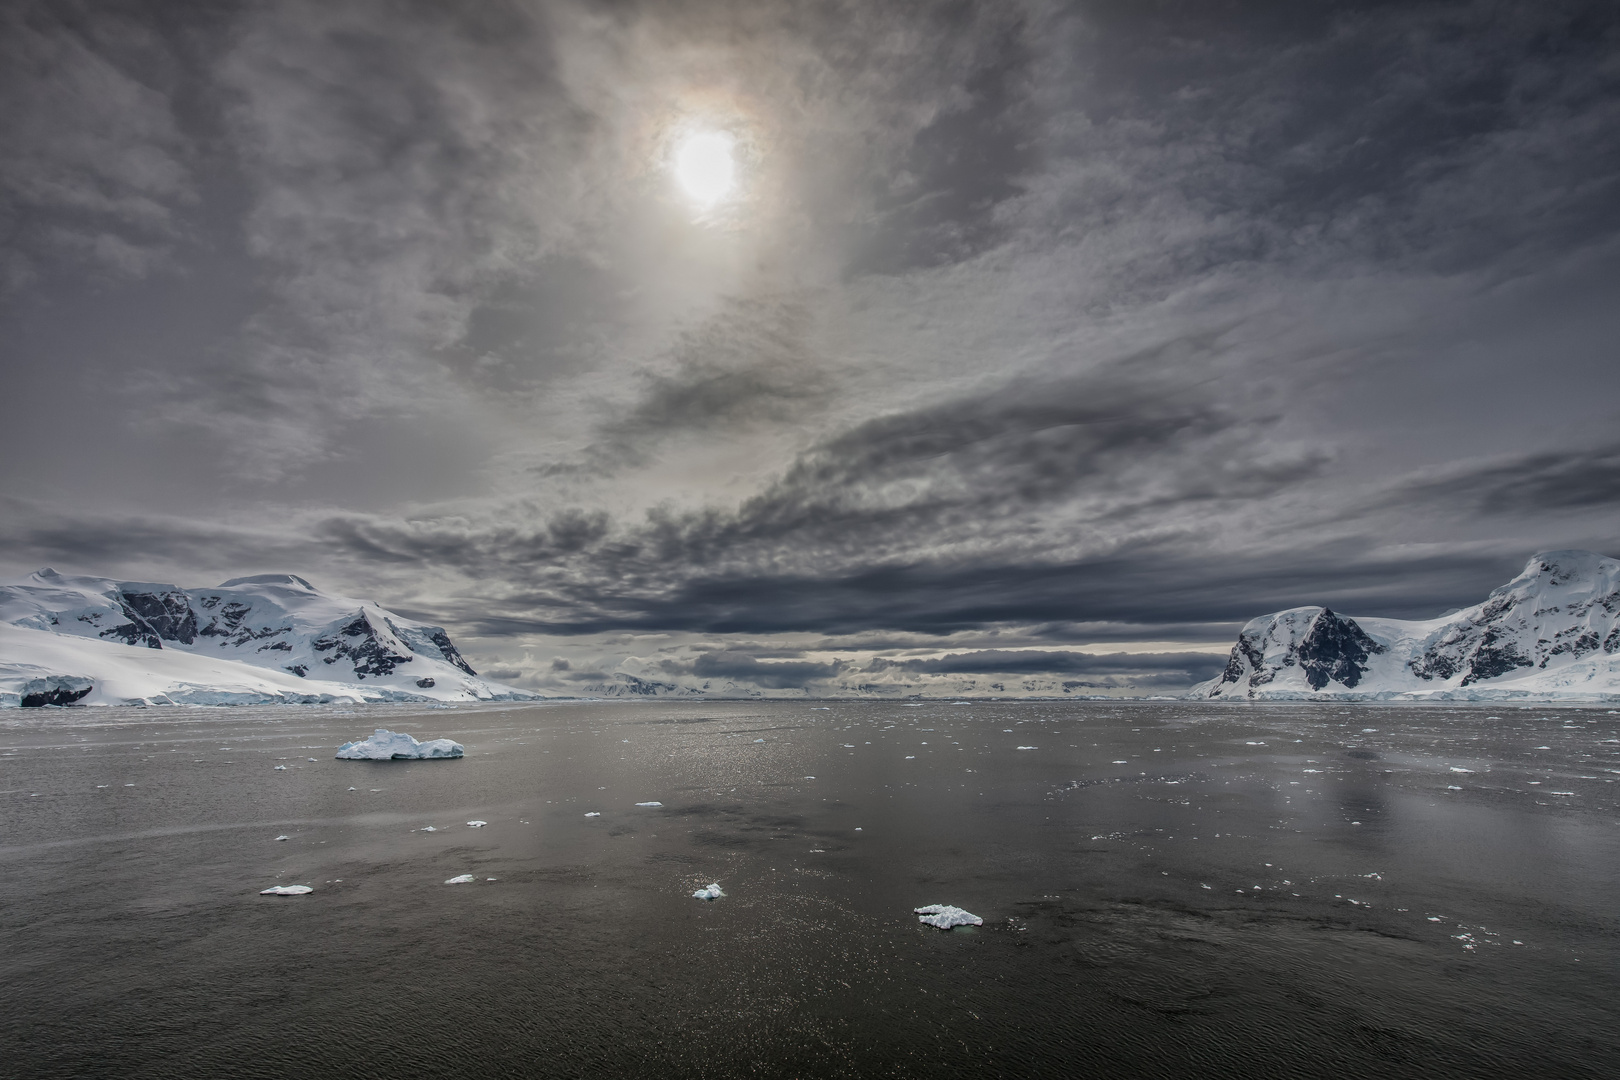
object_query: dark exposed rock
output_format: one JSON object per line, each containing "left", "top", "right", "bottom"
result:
{"left": 118, "top": 588, "right": 197, "bottom": 644}
{"left": 312, "top": 612, "right": 414, "bottom": 677}
{"left": 1296, "top": 609, "right": 1385, "bottom": 690}
{"left": 425, "top": 629, "right": 477, "bottom": 676}
{"left": 416, "top": 677, "right": 436, "bottom": 688}
{"left": 285, "top": 664, "right": 308, "bottom": 677}
{"left": 1461, "top": 630, "right": 1534, "bottom": 685}
{"left": 22, "top": 684, "right": 92, "bottom": 707}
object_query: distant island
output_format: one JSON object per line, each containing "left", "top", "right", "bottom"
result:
{"left": 0, "top": 570, "right": 536, "bottom": 707}
{"left": 1194, "top": 550, "right": 1620, "bottom": 701}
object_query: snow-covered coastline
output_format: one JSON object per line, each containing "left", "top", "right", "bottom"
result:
{"left": 1192, "top": 551, "right": 1620, "bottom": 702}
{"left": 0, "top": 569, "right": 539, "bottom": 708}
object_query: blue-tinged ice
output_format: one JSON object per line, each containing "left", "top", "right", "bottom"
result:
{"left": 693, "top": 883, "right": 724, "bottom": 900}
{"left": 335, "top": 728, "right": 463, "bottom": 760}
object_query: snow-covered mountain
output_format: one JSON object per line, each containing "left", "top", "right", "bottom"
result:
{"left": 0, "top": 569, "right": 539, "bottom": 707}
{"left": 1193, "top": 550, "right": 1620, "bottom": 701}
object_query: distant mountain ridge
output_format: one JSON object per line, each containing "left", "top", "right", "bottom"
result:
{"left": 1193, "top": 550, "right": 1620, "bottom": 701}
{"left": 0, "top": 569, "right": 537, "bottom": 707}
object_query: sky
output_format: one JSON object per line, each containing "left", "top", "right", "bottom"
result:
{"left": 2, "top": 0, "right": 1618, "bottom": 697}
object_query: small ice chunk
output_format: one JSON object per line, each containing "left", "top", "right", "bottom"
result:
{"left": 335, "top": 728, "right": 464, "bottom": 761}
{"left": 1112, "top": 760, "right": 1128, "bottom": 765}
{"left": 274, "top": 834, "right": 291, "bottom": 841}
{"left": 693, "top": 883, "right": 725, "bottom": 900}
{"left": 753, "top": 739, "right": 764, "bottom": 743}
{"left": 1016, "top": 746, "right": 1037, "bottom": 751}
{"left": 1449, "top": 767, "right": 1474, "bottom": 774}
{"left": 444, "top": 874, "right": 475, "bottom": 884}
{"left": 584, "top": 811, "right": 601, "bottom": 817}
{"left": 307, "top": 757, "right": 318, "bottom": 762}
{"left": 419, "top": 826, "right": 438, "bottom": 832}
{"left": 260, "top": 885, "right": 312, "bottom": 896}
{"left": 466, "top": 820, "right": 488, "bottom": 827}
{"left": 914, "top": 904, "right": 982, "bottom": 929}
{"left": 634, "top": 801, "right": 662, "bottom": 807}
{"left": 274, "top": 765, "right": 287, "bottom": 770}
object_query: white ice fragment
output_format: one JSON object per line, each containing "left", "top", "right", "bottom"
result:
{"left": 693, "top": 883, "right": 725, "bottom": 900}
{"left": 466, "top": 820, "right": 488, "bottom": 827}
{"left": 1449, "top": 767, "right": 1474, "bottom": 774}
{"left": 307, "top": 757, "right": 317, "bottom": 762}
{"left": 753, "top": 739, "right": 764, "bottom": 743}
{"left": 335, "top": 728, "right": 464, "bottom": 761}
{"left": 260, "top": 885, "right": 312, "bottom": 896}
{"left": 1016, "top": 746, "right": 1037, "bottom": 751}
{"left": 1112, "top": 760, "right": 1128, "bottom": 765}
{"left": 419, "top": 826, "right": 438, "bottom": 832}
{"left": 444, "top": 874, "right": 475, "bottom": 884}
{"left": 915, "top": 904, "right": 982, "bottom": 929}
{"left": 584, "top": 811, "right": 601, "bottom": 817}
{"left": 273, "top": 765, "right": 287, "bottom": 770}
{"left": 274, "top": 834, "right": 291, "bottom": 841}
{"left": 634, "top": 801, "right": 662, "bottom": 807}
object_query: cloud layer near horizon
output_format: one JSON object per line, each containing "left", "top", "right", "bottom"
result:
{"left": 3, "top": 0, "right": 1618, "bottom": 694}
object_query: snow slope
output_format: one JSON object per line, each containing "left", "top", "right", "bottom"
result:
{"left": 1192, "top": 551, "right": 1620, "bottom": 701}
{"left": 0, "top": 569, "right": 538, "bottom": 707}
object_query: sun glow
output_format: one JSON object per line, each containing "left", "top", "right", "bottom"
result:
{"left": 673, "top": 130, "right": 736, "bottom": 208}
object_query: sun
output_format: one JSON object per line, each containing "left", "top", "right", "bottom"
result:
{"left": 673, "top": 130, "right": 736, "bottom": 208}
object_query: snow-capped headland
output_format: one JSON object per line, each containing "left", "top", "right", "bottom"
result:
{"left": 1193, "top": 550, "right": 1620, "bottom": 702}
{"left": 0, "top": 569, "right": 539, "bottom": 708}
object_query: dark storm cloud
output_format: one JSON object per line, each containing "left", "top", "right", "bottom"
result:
{"left": 688, "top": 650, "right": 844, "bottom": 688}
{"left": 866, "top": 649, "right": 1225, "bottom": 681}
{"left": 552, "top": 294, "right": 831, "bottom": 474}
{"left": 1397, "top": 443, "right": 1620, "bottom": 514}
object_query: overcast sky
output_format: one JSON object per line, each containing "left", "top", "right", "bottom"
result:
{"left": 3, "top": 0, "right": 1618, "bottom": 695}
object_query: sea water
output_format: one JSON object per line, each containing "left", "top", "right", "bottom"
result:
{"left": 2, "top": 700, "right": 1617, "bottom": 1078}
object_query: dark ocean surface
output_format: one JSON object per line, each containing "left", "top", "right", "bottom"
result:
{"left": 3, "top": 700, "right": 1617, "bottom": 1078}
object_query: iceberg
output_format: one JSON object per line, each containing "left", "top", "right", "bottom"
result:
{"left": 693, "top": 883, "right": 725, "bottom": 900}
{"left": 915, "top": 904, "right": 982, "bottom": 929}
{"left": 635, "top": 801, "right": 663, "bottom": 807}
{"left": 335, "top": 728, "right": 464, "bottom": 760}
{"left": 444, "top": 874, "right": 475, "bottom": 884}
{"left": 260, "top": 885, "right": 313, "bottom": 896}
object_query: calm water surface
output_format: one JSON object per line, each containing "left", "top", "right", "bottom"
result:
{"left": 3, "top": 700, "right": 1618, "bottom": 1078}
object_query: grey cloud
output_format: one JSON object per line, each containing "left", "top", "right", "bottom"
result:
{"left": 865, "top": 649, "right": 1225, "bottom": 681}
{"left": 0, "top": 1, "right": 197, "bottom": 289}
{"left": 557, "top": 293, "right": 831, "bottom": 474}
{"left": 1398, "top": 443, "right": 1620, "bottom": 514}
{"left": 688, "top": 650, "right": 844, "bottom": 689}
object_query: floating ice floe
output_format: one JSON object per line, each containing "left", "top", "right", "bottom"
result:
{"left": 335, "top": 728, "right": 464, "bottom": 760}
{"left": 274, "top": 834, "right": 290, "bottom": 841}
{"left": 584, "top": 811, "right": 601, "bottom": 817}
{"left": 693, "top": 883, "right": 725, "bottom": 900}
{"left": 634, "top": 801, "right": 662, "bottom": 807}
{"left": 418, "top": 826, "right": 438, "bottom": 832}
{"left": 444, "top": 874, "right": 475, "bottom": 884}
{"left": 466, "top": 820, "right": 488, "bottom": 827}
{"left": 273, "top": 765, "right": 287, "bottom": 770}
{"left": 1016, "top": 746, "right": 1037, "bottom": 751}
{"left": 260, "top": 885, "right": 313, "bottom": 896}
{"left": 915, "top": 904, "right": 982, "bottom": 929}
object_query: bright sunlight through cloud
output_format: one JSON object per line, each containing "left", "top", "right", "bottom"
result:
{"left": 673, "top": 130, "right": 736, "bottom": 208}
